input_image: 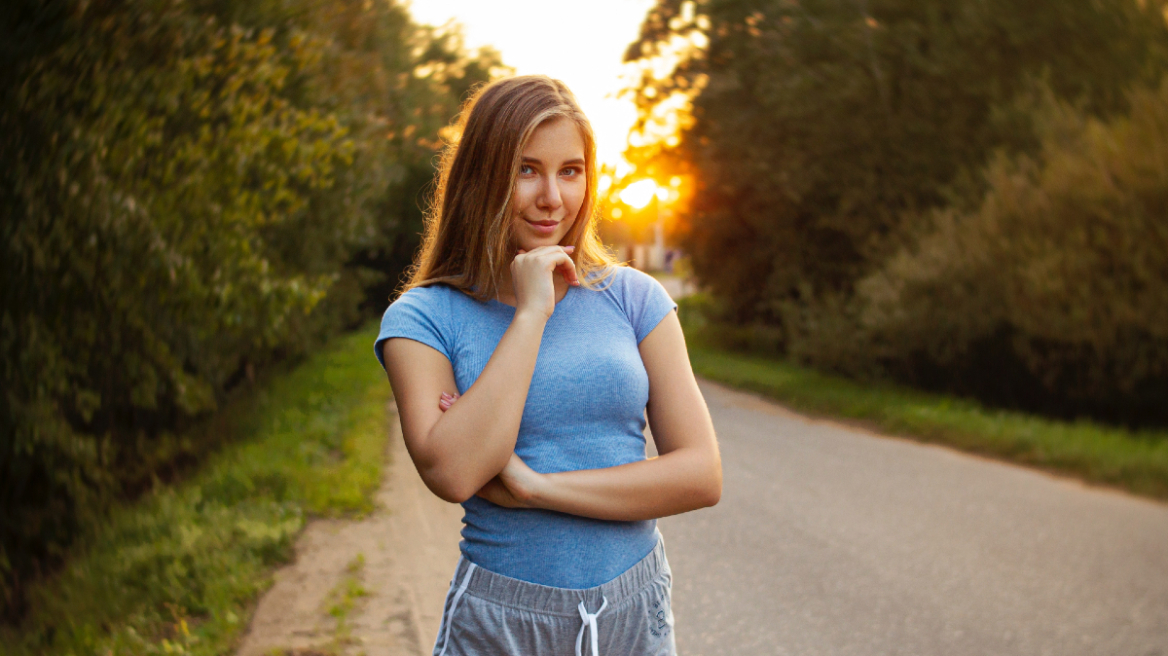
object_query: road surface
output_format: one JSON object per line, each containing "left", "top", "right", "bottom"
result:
{"left": 238, "top": 381, "right": 1168, "bottom": 656}
{"left": 661, "top": 380, "right": 1168, "bottom": 655}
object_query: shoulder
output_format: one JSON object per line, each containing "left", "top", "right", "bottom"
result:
{"left": 386, "top": 283, "right": 466, "bottom": 317}
{"left": 377, "top": 285, "right": 466, "bottom": 366}
{"left": 381, "top": 284, "right": 470, "bottom": 337}
{"left": 588, "top": 266, "right": 677, "bottom": 342}
{"left": 614, "top": 265, "right": 666, "bottom": 292}
{"left": 595, "top": 265, "right": 670, "bottom": 304}
{"left": 587, "top": 264, "right": 661, "bottom": 295}
{"left": 393, "top": 283, "right": 460, "bottom": 305}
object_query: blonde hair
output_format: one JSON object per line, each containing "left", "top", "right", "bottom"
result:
{"left": 402, "top": 75, "right": 616, "bottom": 300}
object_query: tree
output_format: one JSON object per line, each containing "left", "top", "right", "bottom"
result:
{"left": 624, "top": 0, "right": 1168, "bottom": 328}
{"left": 857, "top": 81, "right": 1168, "bottom": 424}
{"left": 0, "top": 0, "right": 500, "bottom": 616}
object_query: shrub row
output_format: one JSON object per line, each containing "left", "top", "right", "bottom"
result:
{"left": 0, "top": 0, "right": 496, "bottom": 616}
{"left": 625, "top": 0, "right": 1168, "bottom": 427}
{"left": 0, "top": 324, "right": 390, "bottom": 655}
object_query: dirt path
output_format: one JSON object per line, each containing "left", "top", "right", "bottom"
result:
{"left": 235, "top": 402, "right": 463, "bottom": 656}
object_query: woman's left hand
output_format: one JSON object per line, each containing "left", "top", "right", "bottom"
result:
{"left": 472, "top": 454, "right": 544, "bottom": 508}
{"left": 438, "top": 392, "right": 545, "bottom": 508}
{"left": 474, "top": 474, "right": 528, "bottom": 508}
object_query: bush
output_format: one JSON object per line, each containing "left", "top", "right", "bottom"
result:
{"left": 625, "top": 0, "right": 1168, "bottom": 326}
{"left": 857, "top": 81, "right": 1168, "bottom": 425}
{"left": 626, "top": 0, "right": 1168, "bottom": 427}
{"left": 0, "top": 325, "right": 390, "bottom": 656}
{"left": 0, "top": 0, "right": 497, "bottom": 616}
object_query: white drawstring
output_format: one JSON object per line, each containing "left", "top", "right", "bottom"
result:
{"left": 575, "top": 596, "right": 608, "bottom": 656}
{"left": 435, "top": 558, "right": 477, "bottom": 656}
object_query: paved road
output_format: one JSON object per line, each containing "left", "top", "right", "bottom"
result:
{"left": 660, "top": 381, "right": 1168, "bottom": 655}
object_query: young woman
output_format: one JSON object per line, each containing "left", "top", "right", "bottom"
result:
{"left": 375, "top": 75, "right": 721, "bottom": 656}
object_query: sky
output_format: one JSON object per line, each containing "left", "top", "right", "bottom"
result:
{"left": 406, "top": 0, "right": 657, "bottom": 168}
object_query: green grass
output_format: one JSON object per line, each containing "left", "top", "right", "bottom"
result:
{"left": 1, "top": 324, "right": 391, "bottom": 656}
{"left": 686, "top": 333, "right": 1168, "bottom": 501}
{"left": 322, "top": 553, "right": 368, "bottom": 654}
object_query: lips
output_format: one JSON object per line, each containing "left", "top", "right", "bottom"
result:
{"left": 523, "top": 218, "right": 560, "bottom": 235}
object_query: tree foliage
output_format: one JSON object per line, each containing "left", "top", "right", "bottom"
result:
{"left": 624, "top": 0, "right": 1168, "bottom": 425}
{"left": 626, "top": 0, "right": 1168, "bottom": 322}
{"left": 858, "top": 83, "right": 1168, "bottom": 423}
{"left": 0, "top": 0, "right": 498, "bottom": 616}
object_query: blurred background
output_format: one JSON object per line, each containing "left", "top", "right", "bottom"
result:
{"left": 3, "top": 0, "right": 1168, "bottom": 630}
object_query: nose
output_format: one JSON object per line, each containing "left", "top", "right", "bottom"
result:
{"left": 536, "top": 173, "right": 563, "bottom": 212}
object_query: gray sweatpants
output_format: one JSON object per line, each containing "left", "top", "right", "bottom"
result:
{"left": 432, "top": 539, "right": 677, "bottom": 656}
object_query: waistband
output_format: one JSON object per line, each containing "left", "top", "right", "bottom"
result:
{"left": 452, "top": 537, "right": 667, "bottom": 617}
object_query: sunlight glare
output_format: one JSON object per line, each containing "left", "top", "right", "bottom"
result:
{"left": 620, "top": 179, "right": 660, "bottom": 209}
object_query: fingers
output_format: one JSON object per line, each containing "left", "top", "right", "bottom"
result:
{"left": 558, "top": 258, "right": 580, "bottom": 286}
{"left": 559, "top": 250, "right": 580, "bottom": 286}
{"left": 513, "top": 245, "right": 579, "bottom": 286}
{"left": 438, "top": 391, "right": 460, "bottom": 411}
{"left": 548, "top": 245, "right": 579, "bottom": 286}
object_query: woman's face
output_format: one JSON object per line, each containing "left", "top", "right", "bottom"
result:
{"left": 510, "top": 117, "right": 587, "bottom": 252}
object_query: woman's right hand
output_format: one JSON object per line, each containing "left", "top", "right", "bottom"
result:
{"left": 510, "top": 245, "right": 579, "bottom": 320}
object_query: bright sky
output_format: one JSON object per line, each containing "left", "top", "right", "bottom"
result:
{"left": 406, "top": 0, "right": 656, "bottom": 168}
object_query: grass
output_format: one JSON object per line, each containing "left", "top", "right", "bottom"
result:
{"left": 321, "top": 553, "right": 368, "bottom": 654}
{"left": 1, "top": 324, "right": 391, "bottom": 656}
{"left": 683, "top": 320, "right": 1168, "bottom": 501}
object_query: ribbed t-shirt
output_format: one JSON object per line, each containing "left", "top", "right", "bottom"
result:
{"left": 374, "top": 265, "right": 677, "bottom": 588}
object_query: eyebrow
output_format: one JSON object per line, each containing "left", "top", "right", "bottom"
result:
{"left": 522, "top": 157, "right": 586, "bottom": 166}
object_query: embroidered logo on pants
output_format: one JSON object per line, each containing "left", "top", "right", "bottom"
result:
{"left": 648, "top": 598, "right": 671, "bottom": 638}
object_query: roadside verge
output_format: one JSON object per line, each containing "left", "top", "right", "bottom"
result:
{"left": 2, "top": 324, "right": 390, "bottom": 656}
{"left": 235, "top": 405, "right": 463, "bottom": 656}
{"left": 685, "top": 340, "right": 1168, "bottom": 502}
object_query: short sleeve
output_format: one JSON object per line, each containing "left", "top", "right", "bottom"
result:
{"left": 373, "top": 287, "right": 453, "bottom": 369}
{"left": 619, "top": 268, "right": 679, "bottom": 343}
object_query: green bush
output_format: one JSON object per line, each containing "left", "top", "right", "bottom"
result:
{"left": 678, "top": 294, "right": 786, "bottom": 356}
{"left": 0, "top": 324, "right": 390, "bottom": 656}
{"left": 857, "top": 81, "right": 1168, "bottom": 425}
{"left": 2, "top": 1, "right": 343, "bottom": 614}
{"left": 625, "top": 0, "right": 1168, "bottom": 325}
{"left": 0, "top": 0, "right": 497, "bottom": 616}
{"left": 626, "top": 0, "right": 1168, "bottom": 427}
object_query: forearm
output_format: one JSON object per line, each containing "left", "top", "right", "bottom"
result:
{"left": 528, "top": 447, "right": 722, "bottom": 522}
{"left": 415, "top": 311, "right": 546, "bottom": 500}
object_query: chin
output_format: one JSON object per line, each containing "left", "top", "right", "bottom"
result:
{"left": 517, "top": 238, "right": 565, "bottom": 252}
{"left": 514, "top": 224, "right": 575, "bottom": 252}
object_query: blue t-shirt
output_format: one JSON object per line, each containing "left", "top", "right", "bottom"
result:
{"left": 374, "top": 266, "right": 677, "bottom": 588}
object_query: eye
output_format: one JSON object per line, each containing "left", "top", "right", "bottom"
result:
{"left": 560, "top": 166, "right": 582, "bottom": 178}
{"left": 519, "top": 164, "right": 536, "bottom": 176}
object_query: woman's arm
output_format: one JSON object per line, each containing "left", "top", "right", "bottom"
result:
{"left": 382, "top": 245, "right": 578, "bottom": 504}
{"left": 475, "top": 309, "right": 722, "bottom": 521}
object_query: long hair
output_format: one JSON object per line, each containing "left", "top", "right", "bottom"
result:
{"left": 402, "top": 75, "right": 616, "bottom": 300}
